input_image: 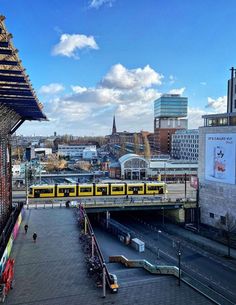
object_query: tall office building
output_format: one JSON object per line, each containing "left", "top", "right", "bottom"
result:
{"left": 154, "top": 94, "right": 188, "bottom": 154}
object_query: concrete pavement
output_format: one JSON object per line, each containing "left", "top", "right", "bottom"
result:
{"left": 5, "top": 207, "right": 214, "bottom": 305}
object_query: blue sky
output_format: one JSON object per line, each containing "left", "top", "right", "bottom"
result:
{"left": 1, "top": 0, "right": 235, "bottom": 136}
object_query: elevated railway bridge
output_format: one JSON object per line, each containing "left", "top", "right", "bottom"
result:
{"left": 28, "top": 195, "right": 197, "bottom": 224}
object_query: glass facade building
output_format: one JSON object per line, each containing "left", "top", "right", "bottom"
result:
{"left": 154, "top": 94, "right": 188, "bottom": 118}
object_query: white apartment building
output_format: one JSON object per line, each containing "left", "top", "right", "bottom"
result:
{"left": 171, "top": 129, "right": 199, "bottom": 161}
{"left": 58, "top": 145, "right": 97, "bottom": 159}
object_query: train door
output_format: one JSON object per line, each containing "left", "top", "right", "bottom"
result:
{"left": 133, "top": 187, "right": 138, "bottom": 195}
{"left": 34, "top": 189, "right": 40, "bottom": 198}
{"left": 102, "top": 188, "right": 107, "bottom": 196}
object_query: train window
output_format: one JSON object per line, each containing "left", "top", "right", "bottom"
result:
{"left": 59, "top": 188, "right": 75, "bottom": 193}
{"left": 112, "top": 186, "right": 124, "bottom": 192}
{"left": 128, "top": 186, "right": 143, "bottom": 191}
{"left": 35, "top": 188, "right": 54, "bottom": 194}
{"left": 29, "top": 188, "right": 33, "bottom": 195}
{"left": 80, "top": 187, "right": 92, "bottom": 192}
{"left": 97, "top": 187, "right": 107, "bottom": 192}
{"left": 147, "top": 185, "right": 159, "bottom": 191}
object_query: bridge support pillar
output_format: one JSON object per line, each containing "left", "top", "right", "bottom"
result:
{"left": 165, "top": 208, "right": 185, "bottom": 223}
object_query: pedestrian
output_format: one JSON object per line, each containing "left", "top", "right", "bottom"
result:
{"left": 32, "top": 232, "right": 37, "bottom": 243}
{"left": 24, "top": 224, "right": 28, "bottom": 234}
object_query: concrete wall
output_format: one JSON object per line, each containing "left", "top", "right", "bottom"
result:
{"left": 165, "top": 208, "right": 185, "bottom": 223}
{"left": 198, "top": 126, "right": 236, "bottom": 227}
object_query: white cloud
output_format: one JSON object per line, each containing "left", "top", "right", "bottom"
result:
{"left": 23, "top": 64, "right": 217, "bottom": 136}
{"left": 200, "top": 81, "right": 207, "bottom": 86}
{"left": 52, "top": 33, "right": 99, "bottom": 58}
{"left": 206, "top": 96, "right": 227, "bottom": 113}
{"left": 188, "top": 107, "right": 207, "bottom": 129}
{"left": 101, "top": 64, "right": 163, "bottom": 89}
{"left": 39, "top": 83, "right": 65, "bottom": 95}
{"left": 38, "top": 64, "right": 163, "bottom": 135}
{"left": 71, "top": 86, "right": 88, "bottom": 94}
{"left": 169, "top": 75, "right": 176, "bottom": 84}
{"left": 168, "top": 87, "right": 186, "bottom": 95}
{"left": 89, "top": 0, "right": 114, "bottom": 8}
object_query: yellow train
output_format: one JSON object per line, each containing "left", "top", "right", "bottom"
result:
{"left": 28, "top": 182, "right": 167, "bottom": 199}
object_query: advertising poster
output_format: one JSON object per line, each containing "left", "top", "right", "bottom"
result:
{"left": 205, "top": 133, "right": 236, "bottom": 184}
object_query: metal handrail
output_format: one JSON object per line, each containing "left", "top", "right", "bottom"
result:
{"left": 80, "top": 207, "right": 115, "bottom": 290}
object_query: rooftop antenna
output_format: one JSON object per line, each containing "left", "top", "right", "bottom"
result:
{"left": 228, "top": 67, "right": 235, "bottom": 113}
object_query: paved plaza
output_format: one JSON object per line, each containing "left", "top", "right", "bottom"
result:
{"left": 5, "top": 207, "right": 214, "bottom": 305}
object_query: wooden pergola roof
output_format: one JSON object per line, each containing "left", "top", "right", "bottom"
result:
{"left": 0, "top": 15, "right": 46, "bottom": 134}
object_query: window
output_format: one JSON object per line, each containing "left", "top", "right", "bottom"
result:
{"left": 147, "top": 185, "right": 159, "bottom": 191}
{"left": 234, "top": 99, "right": 236, "bottom": 109}
{"left": 128, "top": 186, "right": 143, "bottom": 191}
{"left": 59, "top": 187, "right": 75, "bottom": 193}
{"left": 220, "top": 216, "right": 226, "bottom": 225}
{"left": 35, "top": 188, "right": 54, "bottom": 194}
{"left": 97, "top": 187, "right": 107, "bottom": 192}
{"left": 209, "top": 213, "right": 214, "bottom": 219}
{"left": 112, "top": 186, "right": 124, "bottom": 192}
{"left": 80, "top": 187, "right": 92, "bottom": 193}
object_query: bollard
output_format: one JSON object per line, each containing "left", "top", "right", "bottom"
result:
{"left": 102, "top": 263, "right": 106, "bottom": 298}
{"left": 44, "top": 203, "right": 45, "bottom": 209}
{"left": 60, "top": 202, "right": 62, "bottom": 208}
{"left": 52, "top": 202, "right": 53, "bottom": 209}
{"left": 35, "top": 203, "right": 37, "bottom": 209}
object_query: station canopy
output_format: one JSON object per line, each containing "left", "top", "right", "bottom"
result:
{"left": 0, "top": 16, "right": 46, "bottom": 134}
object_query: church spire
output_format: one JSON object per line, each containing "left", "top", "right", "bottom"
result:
{"left": 112, "top": 115, "right": 117, "bottom": 134}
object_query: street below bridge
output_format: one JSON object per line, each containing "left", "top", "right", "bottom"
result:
{"left": 102, "top": 213, "right": 236, "bottom": 304}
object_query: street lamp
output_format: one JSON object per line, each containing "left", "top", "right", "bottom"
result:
{"left": 161, "top": 207, "right": 165, "bottom": 226}
{"left": 173, "top": 240, "right": 182, "bottom": 286}
{"left": 184, "top": 172, "right": 187, "bottom": 202}
{"left": 25, "top": 162, "right": 29, "bottom": 209}
{"left": 178, "top": 249, "right": 181, "bottom": 286}
{"left": 157, "top": 229, "right": 162, "bottom": 258}
{"left": 175, "top": 240, "right": 182, "bottom": 286}
{"left": 164, "top": 162, "right": 166, "bottom": 183}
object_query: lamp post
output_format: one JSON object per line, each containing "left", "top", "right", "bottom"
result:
{"left": 25, "top": 162, "right": 29, "bottom": 209}
{"left": 102, "top": 262, "right": 106, "bottom": 298}
{"left": 162, "top": 207, "right": 165, "bottom": 226}
{"left": 176, "top": 241, "right": 182, "bottom": 286}
{"left": 157, "top": 229, "right": 162, "bottom": 258}
{"left": 178, "top": 249, "right": 181, "bottom": 286}
{"left": 173, "top": 240, "right": 182, "bottom": 286}
{"left": 184, "top": 173, "right": 187, "bottom": 201}
{"left": 164, "top": 162, "right": 166, "bottom": 183}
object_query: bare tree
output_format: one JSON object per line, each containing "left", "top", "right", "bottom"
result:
{"left": 133, "top": 133, "right": 139, "bottom": 155}
{"left": 217, "top": 212, "right": 236, "bottom": 258}
{"left": 143, "top": 135, "right": 151, "bottom": 160}
{"left": 119, "top": 137, "right": 126, "bottom": 157}
{"left": 44, "top": 155, "right": 68, "bottom": 172}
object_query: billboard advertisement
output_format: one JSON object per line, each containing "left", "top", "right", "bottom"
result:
{"left": 190, "top": 176, "right": 198, "bottom": 190}
{"left": 205, "top": 133, "right": 236, "bottom": 184}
